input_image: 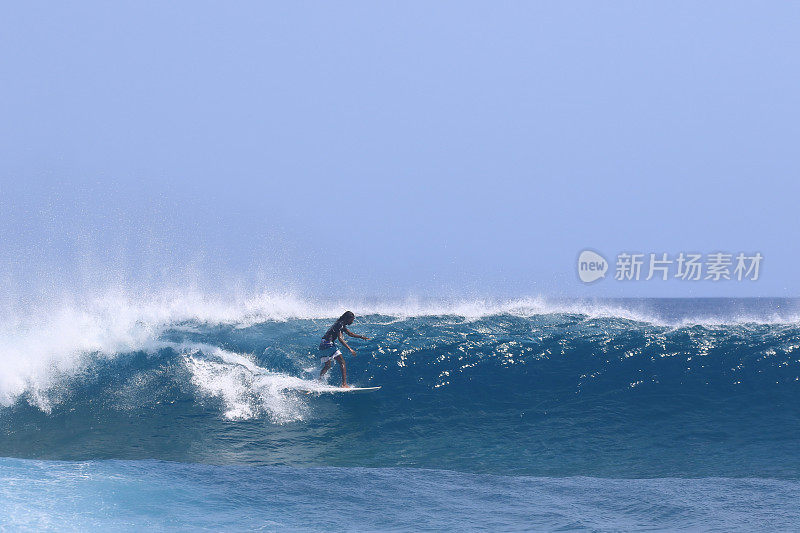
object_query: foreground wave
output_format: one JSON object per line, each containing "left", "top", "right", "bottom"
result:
{"left": 1, "top": 296, "right": 799, "bottom": 479}
{"left": 2, "top": 458, "right": 798, "bottom": 532}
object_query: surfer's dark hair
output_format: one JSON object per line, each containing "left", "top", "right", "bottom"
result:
{"left": 340, "top": 311, "right": 355, "bottom": 323}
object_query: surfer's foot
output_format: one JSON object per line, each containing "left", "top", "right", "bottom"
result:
{"left": 341, "top": 384, "right": 352, "bottom": 389}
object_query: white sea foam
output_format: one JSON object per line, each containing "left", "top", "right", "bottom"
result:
{"left": 0, "top": 290, "right": 317, "bottom": 410}
{"left": 180, "top": 343, "right": 330, "bottom": 422}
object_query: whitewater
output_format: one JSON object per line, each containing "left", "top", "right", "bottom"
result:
{"left": 2, "top": 293, "right": 800, "bottom": 530}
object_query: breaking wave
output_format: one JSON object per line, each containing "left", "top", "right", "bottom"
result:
{"left": 1, "top": 292, "right": 799, "bottom": 478}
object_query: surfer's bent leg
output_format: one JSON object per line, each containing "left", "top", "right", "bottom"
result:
{"left": 319, "top": 345, "right": 341, "bottom": 381}
{"left": 335, "top": 354, "right": 348, "bottom": 388}
{"left": 319, "top": 360, "right": 331, "bottom": 379}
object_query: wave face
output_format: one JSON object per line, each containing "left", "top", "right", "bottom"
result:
{"left": 2, "top": 296, "right": 800, "bottom": 478}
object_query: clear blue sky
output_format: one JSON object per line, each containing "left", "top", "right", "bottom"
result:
{"left": 1, "top": 1, "right": 798, "bottom": 299}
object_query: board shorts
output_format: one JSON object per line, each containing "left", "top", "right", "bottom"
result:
{"left": 319, "top": 341, "right": 342, "bottom": 364}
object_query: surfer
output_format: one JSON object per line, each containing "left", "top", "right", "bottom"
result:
{"left": 319, "top": 311, "right": 370, "bottom": 388}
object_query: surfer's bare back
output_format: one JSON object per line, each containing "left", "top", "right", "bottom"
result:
{"left": 318, "top": 311, "right": 370, "bottom": 388}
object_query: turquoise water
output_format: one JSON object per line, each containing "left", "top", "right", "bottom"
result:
{"left": 4, "top": 459, "right": 800, "bottom": 531}
{"left": 1, "top": 297, "right": 799, "bottom": 530}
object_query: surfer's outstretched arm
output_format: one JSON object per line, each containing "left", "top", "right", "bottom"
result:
{"left": 339, "top": 331, "right": 356, "bottom": 356}
{"left": 343, "top": 327, "right": 370, "bottom": 341}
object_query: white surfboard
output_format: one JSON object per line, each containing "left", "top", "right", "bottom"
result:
{"left": 337, "top": 386, "right": 381, "bottom": 393}
{"left": 305, "top": 386, "right": 381, "bottom": 394}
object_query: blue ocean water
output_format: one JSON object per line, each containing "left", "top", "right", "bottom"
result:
{"left": 1, "top": 296, "right": 799, "bottom": 530}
